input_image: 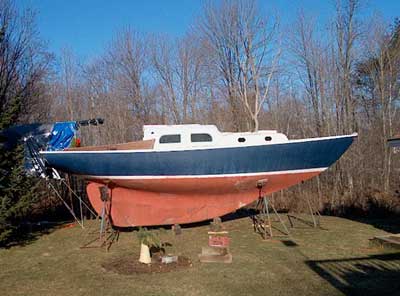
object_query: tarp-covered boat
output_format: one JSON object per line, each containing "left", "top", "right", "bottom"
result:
{"left": 40, "top": 124, "right": 357, "bottom": 227}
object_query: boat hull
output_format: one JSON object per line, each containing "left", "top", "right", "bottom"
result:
{"left": 42, "top": 136, "right": 355, "bottom": 177}
{"left": 41, "top": 134, "right": 356, "bottom": 227}
{"left": 87, "top": 169, "right": 322, "bottom": 227}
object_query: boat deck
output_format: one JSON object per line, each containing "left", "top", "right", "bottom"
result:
{"left": 65, "top": 139, "right": 155, "bottom": 151}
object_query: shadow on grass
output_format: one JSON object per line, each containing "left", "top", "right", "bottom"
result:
{"left": 306, "top": 252, "right": 400, "bottom": 296}
{"left": 323, "top": 196, "right": 400, "bottom": 234}
{"left": 280, "top": 239, "right": 298, "bottom": 247}
{"left": 182, "top": 208, "right": 256, "bottom": 229}
{"left": 1, "top": 220, "right": 73, "bottom": 249}
{"left": 345, "top": 215, "right": 400, "bottom": 234}
{"left": 117, "top": 208, "right": 255, "bottom": 233}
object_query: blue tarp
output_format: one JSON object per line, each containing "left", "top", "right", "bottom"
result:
{"left": 47, "top": 121, "right": 78, "bottom": 151}
{"left": 0, "top": 119, "right": 104, "bottom": 176}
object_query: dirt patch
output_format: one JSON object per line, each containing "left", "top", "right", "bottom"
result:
{"left": 102, "top": 255, "right": 192, "bottom": 274}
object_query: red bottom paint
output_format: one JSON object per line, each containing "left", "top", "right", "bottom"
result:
{"left": 86, "top": 171, "right": 321, "bottom": 227}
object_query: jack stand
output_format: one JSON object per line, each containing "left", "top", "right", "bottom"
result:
{"left": 252, "top": 181, "right": 290, "bottom": 240}
{"left": 253, "top": 196, "right": 273, "bottom": 239}
{"left": 210, "top": 217, "right": 223, "bottom": 232}
{"left": 172, "top": 224, "right": 182, "bottom": 235}
{"left": 81, "top": 184, "right": 119, "bottom": 251}
{"left": 287, "top": 195, "right": 322, "bottom": 229}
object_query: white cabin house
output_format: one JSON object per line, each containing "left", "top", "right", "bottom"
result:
{"left": 143, "top": 124, "right": 289, "bottom": 151}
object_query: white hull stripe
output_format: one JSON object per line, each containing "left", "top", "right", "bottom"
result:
{"left": 84, "top": 167, "right": 327, "bottom": 180}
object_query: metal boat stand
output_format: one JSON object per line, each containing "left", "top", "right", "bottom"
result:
{"left": 81, "top": 183, "right": 119, "bottom": 251}
{"left": 252, "top": 181, "right": 290, "bottom": 240}
{"left": 287, "top": 194, "right": 322, "bottom": 229}
{"left": 25, "top": 137, "right": 97, "bottom": 229}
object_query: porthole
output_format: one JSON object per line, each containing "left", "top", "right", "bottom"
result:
{"left": 238, "top": 137, "right": 246, "bottom": 143}
{"left": 265, "top": 136, "right": 272, "bottom": 141}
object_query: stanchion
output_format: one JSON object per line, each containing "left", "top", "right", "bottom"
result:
{"left": 81, "top": 183, "right": 119, "bottom": 251}
{"left": 252, "top": 181, "right": 290, "bottom": 240}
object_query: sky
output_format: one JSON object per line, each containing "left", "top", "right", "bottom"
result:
{"left": 17, "top": 0, "right": 400, "bottom": 60}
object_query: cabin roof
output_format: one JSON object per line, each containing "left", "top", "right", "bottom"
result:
{"left": 144, "top": 124, "right": 219, "bottom": 133}
{"left": 143, "top": 124, "right": 277, "bottom": 134}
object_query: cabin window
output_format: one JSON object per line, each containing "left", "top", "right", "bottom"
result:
{"left": 159, "top": 134, "right": 181, "bottom": 144}
{"left": 191, "top": 133, "right": 213, "bottom": 142}
{"left": 265, "top": 136, "right": 272, "bottom": 141}
{"left": 238, "top": 137, "right": 246, "bottom": 143}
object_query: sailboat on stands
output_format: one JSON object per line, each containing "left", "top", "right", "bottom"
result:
{"left": 39, "top": 124, "right": 357, "bottom": 227}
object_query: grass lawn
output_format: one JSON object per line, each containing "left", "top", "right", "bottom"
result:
{"left": 0, "top": 214, "right": 399, "bottom": 296}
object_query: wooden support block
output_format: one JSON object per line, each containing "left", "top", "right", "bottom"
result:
{"left": 207, "top": 231, "right": 228, "bottom": 235}
{"left": 201, "top": 246, "right": 228, "bottom": 256}
{"left": 198, "top": 246, "right": 232, "bottom": 263}
{"left": 198, "top": 253, "right": 232, "bottom": 263}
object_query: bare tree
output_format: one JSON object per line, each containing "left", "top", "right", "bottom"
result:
{"left": 356, "top": 17, "right": 400, "bottom": 193}
{"left": 176, "top": 33, "right": 207, "bottom": 123}
{"left": 59, "top": 48, "right": 80, "bottom": 120}
{"left": 333, "top": 0, "right": 361, "bottom": 134}
{"left": 200, "top": 0, "right": 281, "bottom": 131}
{"left": 151, "top": 33, "right": 208, "bottom": 124}
{"left": 151, "top": 36, "right": 181, "bottom": 124}
{"left": 0, "top": 0, "right": 51, "bottom": 127}
{"left": 200, "top": 0, "right": 248, "bottom": 131}
{"left": 287, "top": 12, "right": 327, "bottom": 136}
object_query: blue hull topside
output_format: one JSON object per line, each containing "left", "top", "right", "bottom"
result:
{"left": 42, "top": 135, "right": 356, "bottom": 177}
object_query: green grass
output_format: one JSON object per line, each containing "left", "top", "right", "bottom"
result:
{"left": 0, "top": 215, "right": 399, "bottom": 296}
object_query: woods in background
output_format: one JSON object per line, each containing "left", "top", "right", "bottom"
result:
{"left": 0, "top": 0, "right": 51, "bottom": 244}
{"left": 1, "top": 0, "right": 400, "bottom": 232}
